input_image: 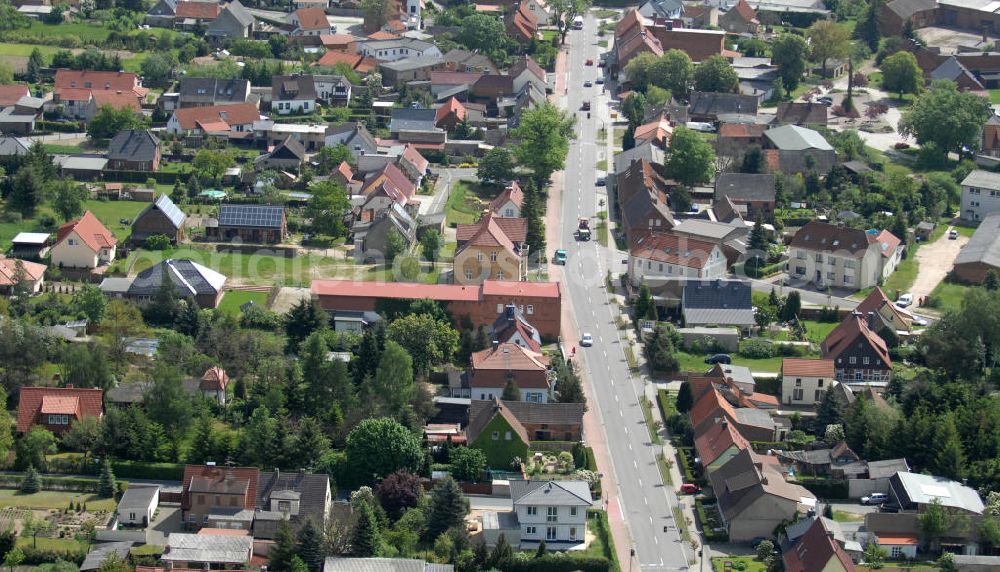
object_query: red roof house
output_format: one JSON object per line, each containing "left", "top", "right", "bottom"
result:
{"left": 16, "top": 386, "right": 103, "bottom": 434}
{"left": 0, "top": 85, "right": 29, "bottom": 107}
{"left": 435, "top": 97, "right": 467, "bottom": 130}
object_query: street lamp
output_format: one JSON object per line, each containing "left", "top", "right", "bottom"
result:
{"left": 628, "top": 548, "right": 635, "bottom": 572}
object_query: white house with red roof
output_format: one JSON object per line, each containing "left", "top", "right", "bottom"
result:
{"left": 289, "top": 7, "right": 333, "bottom": 35}
{"left": 0, "top": 258, "right": 46, "bottom": 295}
{"left": 509, "top": 56, "right": 547, "bottom": 96}
{"left": 51, "top": 70, "right": 146, "bottom": 120}
{"left": 489, "top": 182, "right": 525, "bottom": 218}
{"left": 51, "top": 211, "right": 117, "bottom": 269}
{"left": 470, "top": 342, "right": 552, "bottom": 402}
{"left": 628, "top": 232, "right": 726, "bottom": 287}
{"left": 166, "top": 102, "right": 262, "bottom": 136}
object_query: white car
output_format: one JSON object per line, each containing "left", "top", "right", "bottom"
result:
{"left": 896, "top": 293, "right": 913, "bottom": 308}
{"left": 581, "top": 333, "right": 594, "bottom": 347}
{"left": 913, "top": 316, "right": 928, "bottom": 327}
{"left": 862, "top": 493, "right": 888, "bottom": 505}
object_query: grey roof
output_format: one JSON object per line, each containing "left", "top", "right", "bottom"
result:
{"left": 0, "top": 107, "right": 35, "bottom": 124}
{"left": 206, "top": 1, "right": 254, "bottom": 36}
{"left": 885, "top": 0, "right": 937, "bottom": 20}
{"left": 81, "top": 542, "right": 134, "bottom": 572}
{"left": 99, "top": 277, "right": 133, "bottom": 296}
{"left": 324, "top": 558, "right": 454, "bottom": 572}
{"left": 733, "top": 408, "right": 774, "bottom": 429}
{"left": 955, "top": 212, "right": 1000, "bottom": 268}
{"left": 11, "top": 232, "right": 49, "bottom": 245}
{"left": 441, "top": 49, "right": 496, "bottom": 72}
{"left": 390, "top": 108, "right": 438, "bottom": 133}
{"left": 867, "top": 458, "right": 909, "bottom": 479}
{"left": 689, "top": 92, "right": 759, "bottom": 118}
{"left": 715, "top": 173, "right": 776, "bottom": 203}
{"left": 961, "top": 169, "right": 1000, "bottom": 190}
{"left": 682, "top": 280, "right": 754, "bottom": 326}
{"left": 163, "top": 533, "right": 253, "bottom": 564}
{"left": 273, "top": 75, "right": 318, "bottom": 101}
{"left": 108, "top": 129, "right": 159, "bottom": 163}
{"left": 135, "top": 193, "right": 186, "bottom": 230}
{"left": 774, "top": 149, "right": 837, "bottom": 174}
{"left": 256, "top": 470, "right": 331, "bottom": 526}
{"left": 207, "top": 507, "right": 255, "bottom": 521}
{"left": 673, "top": 218, "right": 744, "bottom": 240}
{"left": 638, "top": 0, "right": 684, "bottom": 17}
{"left": 106, "top": 380, "right": 153, "bottom": 404}
{"left": 510, "top": 480, "right": 593, "bottom": 507}
{"left": 894, "top": 471, "right": 984, "bottom": 513}
{"left": 469, "top": 399, "right": 585, "bottom": 427}
{"left": 178, "top": 77, "right": 250, "bottom": 105}
{"left": 54, "top": 155, "right": 108, "bottom": 171}
{"left": 118, "top": 485, "right": 158, "bottom": 510}
{"left": 614, "top": 140, "right": 665, "bottom": 174}
{"left": 266, "top": 135, "right": 306, "bottom": 160}
{"left": 953, "top": 555, "right": 1000, "bottom": 565}
{"left": 218, "top": 203, "right": 284, "bottom": 229}
{"left": 363, "top": 37, "right": 436, "bottom": 52}
{"left": 764, "top": 124, "right": 833, "bottom": 151}
{"left": 127, "top": 258, "right": 227, "bottom": 298}
{"left": 0, "top": 136, "right": 29, "bottom": 156}
{"left": 380, "top": 55, "right": 443, "bottom": 72}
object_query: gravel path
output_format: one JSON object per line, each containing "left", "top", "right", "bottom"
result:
{"left": 911, "top": 225, "right": 968, "bottom": 304}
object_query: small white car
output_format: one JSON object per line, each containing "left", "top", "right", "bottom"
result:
{"left": 949, "top": 229, "right": 959, "bottom": 239}
{"left": 581, "top": 333, "right": 594, "bottom": 347}
{"left": 896, "top": 293, "right": 913, "bottom": 308}
{"left": 913, "top": 316, "right": 928, "bottom": 327}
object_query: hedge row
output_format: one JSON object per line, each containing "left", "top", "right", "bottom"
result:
{"left": 583, "top": 446, "right": 601, "bottom": 498}
{"left": 797, "top": 478, "right": 849, "bottom": 500}
{"left": 742, "top": 260, "right": 785, "bottom": 279}
{"left": 111, "top": 460, "right": 185, "bottom": 481}
{"left": 656, "top": 389, "right": 674, "bottom": 423}
{"left": 505, "top": 555, "right": 611, "bottom": 572}
{"left": 21, "top": 545, "right": 87, "bottom": 566}
{"left": 0, "top": 475, "right": 121, "bottom": 493}
{"left": 694, "top": 499, "right": 728, "bottom": 543}
{"left": 36, "top": 120, "right": 84, "bottom": 133}
{"left": 675, "top": 447, "right": 703, "bottom": 487}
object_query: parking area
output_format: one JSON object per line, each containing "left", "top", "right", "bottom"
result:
{"left": 919, "top": 26, "right": 1000, "bottom": 53}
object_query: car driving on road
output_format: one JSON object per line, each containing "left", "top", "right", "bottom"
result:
{"left": 554, "top": 249, "right": 567, "bottom": 265}
{"left": 581, "top": 333, "right": 593, "bottom": 347}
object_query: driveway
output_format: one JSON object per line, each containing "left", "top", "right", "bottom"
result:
{"left": 910, "top": 226, "right": 968, "bottom": 304}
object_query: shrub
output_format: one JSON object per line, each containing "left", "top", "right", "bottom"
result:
{"left": 739, "top": 338, "right": 775, "bottom": 359}
{"left": 144, "top": 234, "right": 172, "bottom": 250}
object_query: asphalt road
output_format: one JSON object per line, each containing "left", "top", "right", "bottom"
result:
{"left": 557, "top": 16, "right": 690, "bottom": 571}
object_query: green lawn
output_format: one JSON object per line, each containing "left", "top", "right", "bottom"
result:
{"left": 445, "top": 180, "right": 487, "bottom": 226}
{"left": 676, "top": 351, "right": 785, "bottom": 374}
{"left": 16, "top": 537, "right": 89, "bottom": 553}
{"left": 540, "top": 30, "right": 559, "bottom": 43}
{"left": 218, "top": 290, "right": 268, "bottom": 315}
{"left": 929, "top": 281, "right": 971, "bottom": 314}
{"left": 127, "top": 246, "right": 343, "bottom": 287}
{"left": 833, "top": 510, "right": 864, "bottom": 522}
{"left": 0, "top": 199, "right": 150, "bottom": 251}
{"left": 592, "top": 8, "right": 618, "bottom": 19}
{"left": 0, "top": 43, "right": 65, "bottom": 58}
{"left": 581, "top": 510, "right": 621, "bottom": 572}
{"left": 27, "top": 20, "right": 112, "bottom": 42}
{"left": 42, "top": 144, "right": 85, "bottom": 155}
{"left": 0, "top": 489, "right": 116, "bottom": 512}
{"left": 802, "top": 320, "right": 838, "bottom": 344}
{"left": 712, "top": 557, "right": 768, "bottom": 572}
{"left": 953, "top": 223, "right": 977, "bottom": 237}
{"left": 990, "top": 89, "right": 1000, "bottom": 104}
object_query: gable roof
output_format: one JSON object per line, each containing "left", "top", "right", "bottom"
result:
{"left": 956, "top": 211, "right": 1000, "bottom": 268}
{"left": 775, "top": 102, "right": 828, "bottom": 126}
{"left": 175, "top": 1, "right": 220, "bottom": 18}
{"left": 0, "top": 258, "right": 46, "bottom": 286}
{"left": 872, "top": 229, "right": 901, "bottom": 258}
{"left": 689, "top": 92, "right": 759, "bottom": 117}
{"left": 200, "top": 366, "right": 229, "bottom": 391}
{"left": 471, "top": 343, "right": 549, "bottom": 373}
{"left": 856, "top": 287, "right": 912, "bottom": 329}
{"left": 217, "top": 204, "right": 284, "bottom": 229}
{"left": 182, "top": 464, "right": 260, "bottom": 510}
{"left": 885, "top": 0, "right": 936, "bottom": 20}
{"left": 255, "top": 470, "right": 330, "bottom": 526}
{"left": 790, "top": 221, "right": 871, "bottom": 256}
{"left": 0, "top": 84, "right": 29, "bottom": 107}
{"left": 435, "top": 96, "right": 466, "bottom": 125}
{"left": 471, "top": 399, "right": 583, "bottom": 435}
{"left": 272, "top": 75, "right": 318, "bottom": 101}
{"left": 821, "top": 313, "right": 892, "bottom": 368}
{"left": 179, "top": 77, "right": 249, "bottom": 105}
{"left": 718, "top": 122, "right": 768, "bottom": 139}
{"left": 630, "top": 232, "right": 719, "bottom": 269}
{"left": 91, "top": 90, "right": 141, "bottom": 112}
{"left": 510, "top": 480, "right": 592, "bottom": 506}
{"left": 136, "top": 194, "right": 187, "bottom": 230}
{"left": 727, "top": 0, "right": 758, "bottom": 22}
{"left": 315, "top": 51, "right": 377, "bottom": 72}
{"left": 323, "top": 559, "right": 451, "bottom": 572}
{"left": 466, "top": 398, "right": 530, "bottom": 445}
{"left": 294, "top": 7, "right": 328, "bottom": 29}
{"left": 509, "top": 56, "right": 546, "bottom": 83}
{"left": 505, "top": 2, "right": 537, "bottom": 42}
{"left": 765, "top": 124, "right": 833, "bottom": 151}
{"left": 127, "top": 258, "right": 227, "bottom": 298}
{"left": 172, "top": 103, "right": 260, "bottom": 131}
{"left": 16, "top": 387, "right": 103, "bottom": 432}
{"left": 390, "top": 108, "right": 438, "bottom": 132}
{"left": 56, "top": 211, "right": 116, "bottom": 253}
{"left": 363, "top": 161, "right": 416, "bottom": 201}
{"left": 488, "top": 182, "right": 524, "bottom": 213}
{"left": 715, "top": 172, "right": 776, "bottom": 203}
{"left": 55, "top": 70, "right": 142, "bottom": 96}
{"left": 695, "top": 417, "right": 750, "bottom": 466}
{"left": 782, "top": 358, "right": 835, "bottom": 377}
{"left": 893, "top": 471, "right": 984, "bottom": 514}
{"left": 108, "top": 129, "right": 159, "bottom": 163}
{"left": 456, "top": 213, "right": 528, "bottom": 245}
{"left": 710, "top": 448, "right": 815, "bottom": 522}
{"left": 682, "top": 279, "right": 754, "bottom": 326}
{"left": 784, "top": 517, "right": 856, "bottom": 572}
{"left": 634, "top": 114, "right": 673, "bottom": 146}
{"left": 267, "top": 135, "right": 306, "bottom": 161}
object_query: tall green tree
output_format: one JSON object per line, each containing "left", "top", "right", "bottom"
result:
{"left": 512, "top": 103, "right": 574, "bottom": 187}
{"left": 665, "top": 127, "right": 715, "bottom": 187}
{"left": 97, "top": 459, "right": 116, "bottom": 498}
{"left": 294, "top": 417, "right": 331, "bottom": 468}
{"left": 86, "top": 105, "right": 147, "bottom": 139}
{"left": 476, "top": 147, "right": 516, "bottom": 184}
{"left": 49, "top": 178, "right": 90, "bottom": 221}
{"left": 373, "top": 341, "right": 415, "bottom": 416}
{"left": 296, "top": 518, "right": 326, "bottom": 572}
{"left": 932, "top": 414, "right": 965, "bottom": 481}
{"left": 351, "top": 498, "right": 382, "bottom": 556}
{"left": 15, "top": 426, "right": 55, "bottom": 470}
{"left": 26, "top": 47, "right": 44, "bottom": 83}
{"left": 771, "top": 34, "right": 809, "bottom": 92}
{"left": 693, "top": 55, "right": 739, "bottom": 93}
{"left": 457, "top": 14, "right": 510, "bottom": 54}
{"left": 269, "top": 522, "right": 297, "bottom": 572}
{"left": 359, "top": 0, "right": 392, "bottom": 31}
{"left": 449, "top": 447, "right": 486, "bottom": 482}
{"left": 20, "top": 466, "right": 40, "bottom": 494}
{"left": 387, "top": 313, "right": 459, "bottom": 376}
{"left": 346, "top": 418, "right": 423, "bottom": 484}
{"left": 808, "top": 20, "right": 851, "bottom": 78}
{"left": 306, "top": 180, "right": 350, "bottom": 237}
{"left": 420, "top": 229, "right": 443, "bottom": 262}
{"left": 652, "top": 50, "right": 693, "bottom": 97}
{"left": 426, "top": 476, "right": 468, "bottom": 540}
{"left": 855, "top": 0, "right": 882, "bottom": 52}
{"left": 881, "top": 51, "right": 921, "bottom": 99}
{"left": 899, "top": 80, "right": 992, "bottom": 160}
{"left": 145, "top": 363, "right": 194, "bottom": 436}
{"left": 284, "top": 298, "right": 327, "bottom": 354}
{"left": 521, "top": 180, "right": 546, "bottom": 260}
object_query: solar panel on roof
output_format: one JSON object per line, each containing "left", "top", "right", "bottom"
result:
{"left": 155, "top": 194, "right": 187, "bottom": 228}
{"left": 218, "top": 204, "right": 284, "bottom": 229}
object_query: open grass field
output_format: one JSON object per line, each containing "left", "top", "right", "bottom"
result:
{"left": 16, "top": 537, "right": 89, "bottom": 552}
{"left": 0, "top": 489, "right": 116, "bottom": 512}
{"left": 218, "top": 290, "right": 268, "bottom": 315}
{"left": 676, "top": 351, "right": 785, "bottom": 374}
{"left": 127, "top": 246, "right": 345, "bottom": 287}
{"left": 0, "top": 199, "right": 149, "bottom": 251}
{"left": 929, "top": 281, "right": 970, "bottom": 314}
{"left": 27, "top": 21, "right": 112, "bottom": 42}
{"left": 0, "top": 43, "right": 65, "bottom": 58}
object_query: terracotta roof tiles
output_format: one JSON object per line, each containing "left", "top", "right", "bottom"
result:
{"left": 16, "top": 387, "right": 103, "bottom": 432}
{"left": 56, "top": 211, "right": 116, "bottom": 253}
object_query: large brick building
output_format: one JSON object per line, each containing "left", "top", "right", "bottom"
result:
{"left": 311, "top": 280, "right": 562, "bottom": 340}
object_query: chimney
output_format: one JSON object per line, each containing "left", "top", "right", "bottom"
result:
{"left": 866, "top": 311, "right": 876, "bottom": 331}
{"left": 492, "top": 340, "right": 499, "bottom": 352}
{"left": 65, "top": 384, "right": 74, "bottom": 389}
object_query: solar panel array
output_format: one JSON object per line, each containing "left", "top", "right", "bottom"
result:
{"left": 154, "top": 194, "right": 187, "bottom": 228}
{"left": 218, "top": 204, "right": 284, "bottom": 229}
